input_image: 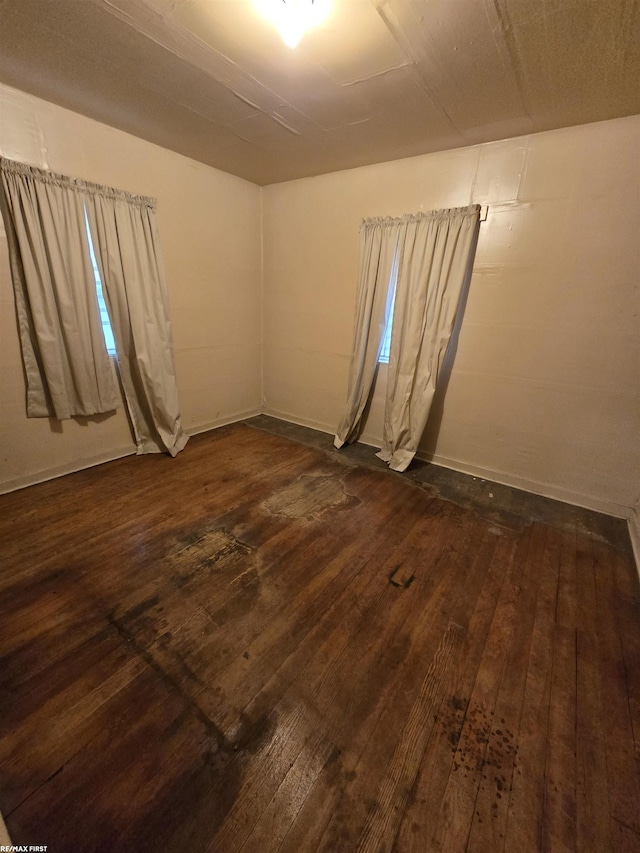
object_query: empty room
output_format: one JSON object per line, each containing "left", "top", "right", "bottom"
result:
{"left": 0, "top": 1, "right": 639, "bottom": 850}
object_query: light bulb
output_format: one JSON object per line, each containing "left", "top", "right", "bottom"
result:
{"left": 254, "top": 0, "right": 331, "bottom": 48}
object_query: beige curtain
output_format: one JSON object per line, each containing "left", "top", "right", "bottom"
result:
{"left": 377, "top": 206, "right": 481, "bottom": 471}
{"left": 334, "top": 218, "right": 400, "bottom": 448}
{"left": 0, "top": 158, "right": 119, "bottom": 418}
{"left": 85, "top": 189, "right": 188, "bottom": 457}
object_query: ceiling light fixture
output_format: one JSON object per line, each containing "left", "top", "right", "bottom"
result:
{"left": 254, "top": 0, "right": 331, "bottom": 49}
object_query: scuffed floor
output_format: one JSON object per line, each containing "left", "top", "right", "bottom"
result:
{"left": 0, "top": 420, "right": 638, "bottom": 851}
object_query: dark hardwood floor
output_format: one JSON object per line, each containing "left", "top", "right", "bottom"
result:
{"left": 0, "top": 419, "right": 638, "bottom": 852}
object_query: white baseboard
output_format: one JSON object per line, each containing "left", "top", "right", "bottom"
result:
{"left": 0, "top": 409, "right": 263, "bottom": 495}
{"left": 261, "top": 407, "right": 337, "bottom": 438}
{"left": 263, "top": 411, "right": 631, "bottom": 521}
{"left": 416, "top": 450, "right": 630, "bottom": 520}
{"left": 186, "top": 407, "right": 263, "bottom": 437}
{"left": 0, "top": 446, "right": 136, "bottom": 495}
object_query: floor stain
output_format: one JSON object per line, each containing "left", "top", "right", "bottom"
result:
{"left": 206, "top": 566, "right": 261, "bottom": 626}
{"left": 262, "top": 471, "right": 360, "bottom": 522}
{"left": 440, "top": 695, "right": 519, "bottom": 808}
{"left": 167, "top": 527, "right": 255, "bottom": 590}
{"left": 247, "top": 415, "right": 634, "bottom": 555}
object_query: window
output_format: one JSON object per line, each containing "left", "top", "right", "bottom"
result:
{"left": 84, "top": 214, "right": 117, "bottom": 356}
{"left": 378, "top": 249, "right": 399, "bottom": 364}
{"left": 379, "top": 290, "right": 395, "bottom": 363}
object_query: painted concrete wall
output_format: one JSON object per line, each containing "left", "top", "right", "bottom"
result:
{"left": 262, "top": 116, "right": 640, "bottom": 516}
{"left": 0, "top": 84, "right": 262, "bottom": 492}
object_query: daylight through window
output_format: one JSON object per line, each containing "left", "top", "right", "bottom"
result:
{"left": 379, "top": 249, "right": 398, "bottom": 364}
{"left": 84, "top": 213, "right": 117, "bottom": 356}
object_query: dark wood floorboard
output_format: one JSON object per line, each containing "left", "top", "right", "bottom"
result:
{"left": 0, "top": 421, "right": 639, "bottom": 852}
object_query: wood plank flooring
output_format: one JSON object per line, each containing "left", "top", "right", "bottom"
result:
{"left": 0, "top": 420, "right": 639, "bottom": 852}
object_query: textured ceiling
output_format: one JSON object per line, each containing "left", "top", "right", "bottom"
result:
{"left": 0, "top": 0, "right": 639, "bottom": 185}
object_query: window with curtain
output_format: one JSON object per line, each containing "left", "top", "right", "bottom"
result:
{"left": 0, "top": 157, "right": 188, "bottom": 457}
{"left": 334, "top": 205, "right": 481, "bottom": 472}
{"left": 84, "top": 208, "right": 117, "bottom": 356}
{"left": 378, "top": 250, "right": 398, "bottom": 365}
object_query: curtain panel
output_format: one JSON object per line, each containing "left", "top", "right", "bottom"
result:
{"left": 0, "top": 158, "right": 119, "bottom": 418}
{"left": 0, "top": 157, "right": 188, "bottom": 457}
{"left": 335, "top": 205, "right": 480, "bottom": 472}
{"left": 333, "top": 217, "right": 400, "bottom": 449}
{"left": 378, "top": 206, "right": 481, "bottom": 471}
{"left": 85, "top": 191, "right": 188, "bottom": 457}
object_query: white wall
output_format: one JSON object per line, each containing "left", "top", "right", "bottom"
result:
{"left": 2, "top": 84, "right": 638, "bottom": 519}
{"left": 262, "top": 117, "right": 640, "bottom": 516}
{"left": 0, "top": 84, "right": 262, "bottom": 492}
